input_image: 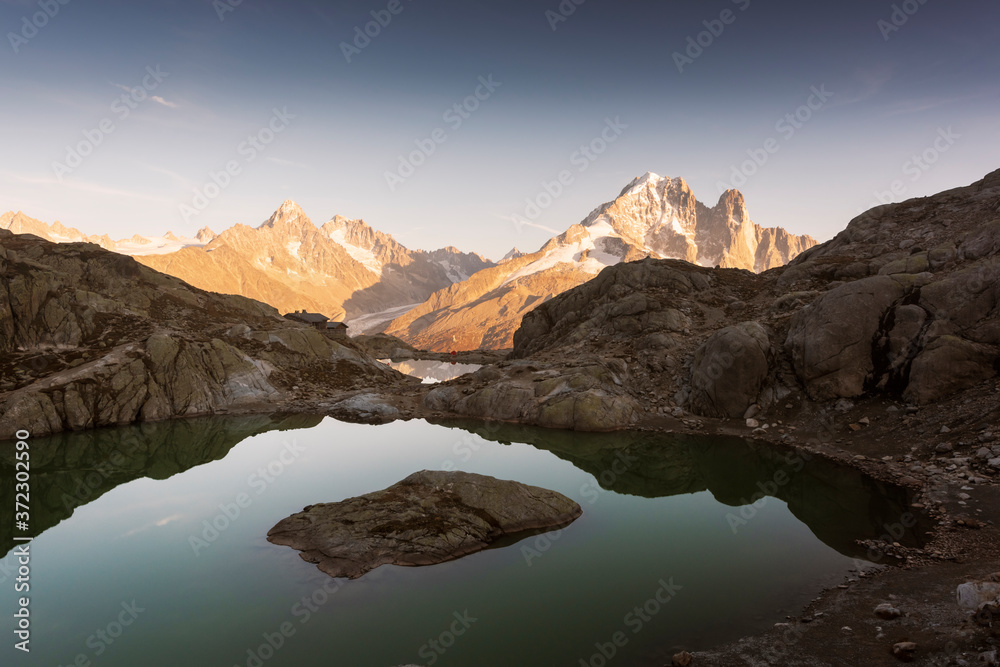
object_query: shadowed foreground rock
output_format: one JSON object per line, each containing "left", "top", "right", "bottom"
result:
{"left": 267, "top": 470, "right": 582, "bottom": 579}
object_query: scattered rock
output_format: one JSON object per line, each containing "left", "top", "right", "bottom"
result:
{"left": 327, "top": 393, "right": 401, "bottom": 425}
{"left": 892, "top": 642, "right": 917, "bottom": 660}
{"left": 875, "top": 603, "right": 903, "bottom": 619}
{"left": 956, "top": 577, "right": 1000, "bottom": 613}
{"left": 672, "top": 651, "right": 693, "bottom": 666}
{"left": 835, "top": 398, "right": 856, "bottom": 412}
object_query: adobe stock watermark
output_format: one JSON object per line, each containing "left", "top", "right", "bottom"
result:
{"left": 214, "top": 0, "right": 245, "bottom": 22}
{"left": 417, "top": 610, "right": 478, "bottom": 665}
{"left": 56, "top": 600, "right": 145, "bottom": 666}
{"left": 58, "top": 449, "right": 130, "bottom": 512}
{"left": 578, "top": 578, "right": 683, "bottom": 667}
{"left": 234, "top": 565, "right": 380, "bottom": 666}
{"left": 545, "top": 0, "right": 587, "bottom": 31}
{"left": 384, "top": 75, "right": 502, "bottom": 192}
{"left": 7, "top": 0, "right": 72, "bottom": 54}
{"left": 744, "top": 621, "right": 809, "bottom": 664}
{"left": 188, "top": 439, "right": 305, "bottom": 555}
{"left": 848, "top": 510, "right": 920, "bottom": 568}
{"left": 715, "top": 85, "right": 833, "bottom": 194}
{"left": 509, "top": 117, "right": 628, "bottom": 234}
{"left": 724, "top": 450, "right": 811, "bottom": 534}
{"left": 179, "top": 106, "right": 295, "bottom": 222}
{"left": 858, "top": 126, "right": 960, "bottom": 213}
{"left": 522, "top": 448, "right": 639, "bottom": 567}
{"left": 878, "top": 0, "right": 931, "bottom": 41}
{"left": 340, "top": 0, "right": 414, "bottom": 63}
{"left": 52, "top": 66, "right": 170, "bottom": 181}
{"left": 440, "top": 428, "right": 496, "bottom": 471}
{"left": 673, "top": 0, "right": 751, "bottom": 74}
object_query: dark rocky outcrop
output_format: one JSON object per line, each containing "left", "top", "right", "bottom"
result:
{"left": 267, "top": 470, "right": 582, "bottom": 579}
{"left": 785, "top": 276, "right": 908, "bottom": 400}
{"left": 424, "top": 359, "right": 641, "bottom": 431}
{"left": 426, "top": 169, "right": 1000, "bottom": 430}
{"left": 0, "top": 230, "right": 403, "bottom": 440}
{"left": 690, "top": 321, "right": 770, "bottom": 418}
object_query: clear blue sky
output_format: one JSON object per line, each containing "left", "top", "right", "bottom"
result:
{"left": 1, "top": 0, "right": 997, "bottom": 260}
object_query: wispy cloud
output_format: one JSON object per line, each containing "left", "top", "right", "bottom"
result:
{"left": 880, "top": 90, "right": 995, "bottom": 117}
{"left": 828, "top": 64, "right": 895, "bottom": 108}
{"left": 267, "top": 156, "right": 309, "bottom": 168}
{"left": 3, "top": 171, "right": 175, "bottom": 204}
{"left": 151, "top": 95, "right": 178, "bottom": 108}
{"left": 133, "top": 162, "right": 196, "bottom": 189}
{"left": 111, "top": 82, "right": 178, "bottom": 108}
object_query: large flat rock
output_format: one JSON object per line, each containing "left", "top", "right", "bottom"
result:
{"left": 267, "top": 470, "right": 582, "bottom": 579}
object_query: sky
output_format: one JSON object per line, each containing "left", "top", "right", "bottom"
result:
{"left": 0, "top": 0, "right": 998, "bottom": 261}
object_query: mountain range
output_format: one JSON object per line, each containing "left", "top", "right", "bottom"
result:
{"left": 1, "top": 172, "right": 815, "bottom": 350}
{"left": 384, "top": 173, "right": 817, "bottom": 350}
{"left": 1, "top": 204, "right": 493, "bottom": 325}
{"left": 0, "top": 210, "right": 215, "bottom": 255}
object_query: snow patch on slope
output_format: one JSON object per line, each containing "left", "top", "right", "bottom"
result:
{"left": 114, "top": 235, "right": 206, "bottom": 256}
{"left": 346, "top": 303, "right": 424, "bottom": 335}
{"left": 501, "top": 220, "right": 623, "bottom": 286}
{"left": 437, "top": 260, "right": 471, "bottom": 283}
{"left": 325, "top": 227, "right": 382, "bottom": 275}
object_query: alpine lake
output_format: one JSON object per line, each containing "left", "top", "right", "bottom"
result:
{"left": 0, "top": 413, "right": 927, "bottom": 667}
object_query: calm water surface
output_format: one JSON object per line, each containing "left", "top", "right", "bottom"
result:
{"left": 0, "top": 415, "right": 923, "bottom": 666}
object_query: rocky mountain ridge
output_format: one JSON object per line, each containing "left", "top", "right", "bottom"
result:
{"left": 385, "top": 172, "right": 816, "bottom": 351}
{"left": 0, "top": 228, "right": 408, "bottom": 440}
{"left": 130, "top": 201, "right": 495, "bottom": 322}
{"left": 422, "top": 168, "right": 1000, "bottom": 433}
{"left": 1, "top": 204, "right": 494, "bottom": 325}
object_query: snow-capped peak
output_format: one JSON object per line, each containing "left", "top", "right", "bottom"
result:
{"left": 195, "top": 227, "right": 217, "bottom": 243}
{"left": 621, "top": 172, "right": 668, "bottom": 197}
{"left": 501, "top": 247, "right": 525, "bottom": 262}
{"left": 259, "top": 200, "right": 307, "bottom": 229}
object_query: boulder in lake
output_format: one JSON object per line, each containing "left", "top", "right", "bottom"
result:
{"left": 267, "top": 470, "right": 582, "bottom": 579}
